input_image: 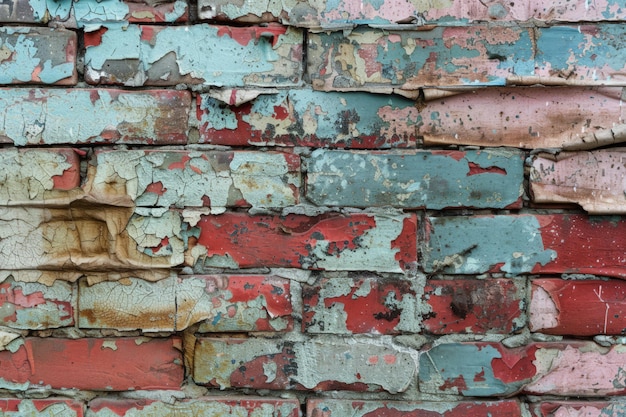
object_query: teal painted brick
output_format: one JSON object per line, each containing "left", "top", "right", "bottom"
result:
{"left": 306, "top": 149, "right": 523, "bottom": 209}
{"left": 0, "top": 27, "right": 76, "bottom": 85}
{"left": 84, "top": 24, "right": 303, "bottom": 87}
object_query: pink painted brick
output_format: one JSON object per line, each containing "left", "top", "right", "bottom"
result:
{"left": 530, "top": 401, "right": 626, "bottom": 417}
{"left": 0, "top": 399, "right": 83, "bottom": 416}
{"left": 423, "top": 279, "right": 526, "bottom": 335}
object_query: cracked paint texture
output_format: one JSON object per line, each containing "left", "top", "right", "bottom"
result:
{"left": 84, "top": 24, "right": 302, "bottom": 87}
{"left": 0, "top": 27, "right": 76, "bottom": 85}
{"left": 530, "top": 279, "right": 626, "bottom": 336}
{"left": 306, "top": 399, "right": 524, "bottom": 417}
{"left": 197, "top": 88, "right": 419, "bottom": 148}
{"left": 87, "top": 397, "right": 299, "bottom": 417}
{"left": 0, "top": 88, "right": 190, "bottom": 145}
{"left": 419, "top": 87, "right": 626, "bottom": 149}
{"left": 194, "top": 337, "right": 416, "bottom": 393}
{"left": 532, "top": 402, "right": 626, "bottom": 417}
{"left": 191, "top": 212, "right": 417, "bottom": 273}
{"left": 198, "top": 0, "right": 626, "bottom": 27}
{"left": 302, "top": 276, "right": 422, "bottom": 334}
{"left": 72, "top": 0, "right": 188, "bottom": 28}
{"left": 308, "top": 25, "right": 626, "bottom": 91}
{"left": 0, "top": 148, "right": 81, "bottom": 206}
{"left": 531, "top": 150, "right": 626, "bottom": 213}
{"left": 0, "top": 399, "right": 83, "bottom": 416}
{"left": 306, "top": 149, "right": 523, "bottom": 209}
{"left": 85, "top": 150, "right": 300, "bottom": 209}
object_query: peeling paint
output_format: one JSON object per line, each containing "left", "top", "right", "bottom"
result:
{"left": 0, "top": 399, "right": 82, "bottom": 416}
{"left": 72, "top": 0, "right": 188, "bottom": 28}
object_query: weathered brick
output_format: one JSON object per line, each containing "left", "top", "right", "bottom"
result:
{"left": 0, "top": 88, "right": 190, "bottom": 145}
{"left": 0, "top": 278, "right": 74, "bottom": 330}
{"left": 194, "top": 337, "right": 416, "bottom": 392}
{"left": 530, "top": 401, "right": 626, "bottom": 417}
{"left": 0, "top": 399, "right": 83, "bottom": 416}
{"left": 420, "top": 342, "right": 626, "bottom": 397}
{"left": 198, "top": 0, "right": 626, "bottom": 27}
{"left": 190, "top": 212, "right": 417, "bottom": 272}
{"left": 197, "top": 89, "right": 419, "bottom": 148}
{"left": 0, "top": 0, "right": 45, "bottom": 23}
{"left": 530, "top": 279, "right": 626, "bottom": 336}
{"left": 85, "top": 150, "right": 300, "bottom": 209}
{"left": 302, "top": 276, "right": 421, "bottom": 334}
{"left": 72, "top": 0, "right": 188, "bottom": 27}
{"left": 0, "top": 148, "right": 81, "bottom": 205}
{"left": 422, "top": 214, "right": 626, "bottom": 278}
{"left": 0, "top": 337, "right": 183, "bottom": 390}
{"left": 420, "top": 87, "right": 625, "bottom": 149}
{"left": 306, "top": 399, "right": 524, "bottom": 417}
{"left": 177, "top": 275, "right": 292, "bottom": 332}
{"left": 84, "top": 24, "right": 302, "bottom": 87}
{"left": 423, "top": 279, "right": 525, "bottom": 335}
{"left": 0, "top": 27, "right": 76, "bottom": 85}
{"left": 87, "top": 397, "right": 300, "bottom": 417}
{"left": 531, "top": 150, "right": 626, "bottom": 213}
{"left": 308, "top": 25, "right": 626, "bottom": 90}
{"left": 78, "top": 274, "right": 293, "bottom": 332}
{"left": 306, "top": 149, "right": 523, "bottom": 209}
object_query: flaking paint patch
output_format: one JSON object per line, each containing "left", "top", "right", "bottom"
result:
{"left": 529, "top": 286, "right": 559, "bottom": 331}
{"left": 0, "top": 399, "right": 81, "bottom": 417}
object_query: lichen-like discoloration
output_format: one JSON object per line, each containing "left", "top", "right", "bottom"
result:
{"left": 306, "top": 149, "right": 523, "bottom": 209}
{"left": 0, "top": 278, "right": 74, "bottom": 330}
{"left": 531, "top": 150, "right": 626, "bottom": 214}
{"left": 0, "top": 399, "right": 82, "bottom": 416}
{"left": 420, "top": 87, "right": 626, "bottom": 149}
{"left": 308, "top": 25, "right": 626, "bottom": 90}
{"left": 0, "top": 88, "right": 190, "bottom": 145}
{"left": 0, "top": 27, "right": 76, "bottom": 85}
{"left": 84, "top": 24, "right": 302, "bottom": 87}
{"left": 423, "top": 215, "right": 556, "bottom": 275}
{"left": 85, "top": 150, "right": 300, "bottom": 209}
{"left": 194, "top": 337, "right": 416, "bottom": 393}
{"left": 197, "top": 89, "right": 420, "bottom": 148}
{"left": 0, "top": 148, "right": 81, "bottom": 205}
{"left": 192, "top": 212, "right": 417, "bottom": 273}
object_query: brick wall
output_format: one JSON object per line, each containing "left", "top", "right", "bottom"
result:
{"left": 0, "top": 0, "right": 626, "bottom": 416}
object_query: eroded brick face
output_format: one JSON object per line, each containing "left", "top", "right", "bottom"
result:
{"left": 1, "top": 0, "right": 624, "bottom": 414}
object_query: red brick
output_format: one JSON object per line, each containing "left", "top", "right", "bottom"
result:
{"left": 530, "top": 401, "right": 626, "bottom": 417}
{"left": 302, "top": 276, "right": 419, "bottom": 334}
{"left": 192, "top": 212, "right": 417, "bottom": 273}
{"left": 530, "top": 279, "right": 626, "bottom": 336}
{"left": 423, "top": 279, "right": 525, "bottom": 335}
{"left": 0, "top": 399, "right": 83, "bottom": 416}
{"left": 307, "top": 399, "right": 524, "bottom": 417}
{"left": 0, "top": 337, "right": 183, "bottom": 390}
{"left": 87, "top": 397, "right": 299, "bottom": 416}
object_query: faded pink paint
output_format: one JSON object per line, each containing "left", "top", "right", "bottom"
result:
{"left": 529, "top": 286, "right": 559, "bottom": 331}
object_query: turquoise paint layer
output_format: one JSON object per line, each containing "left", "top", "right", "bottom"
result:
{"left": 423, "top": 215, "right": 557, "bottom": 275}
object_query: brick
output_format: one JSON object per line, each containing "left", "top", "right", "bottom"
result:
{"left": 530, "top": 279, "right": 626, "bottom": 336}
{"left": 84, "top": 24, "right": 302, "bottom": 87}
{"left": 191, "top": 211, "right": 417, "bottom": 273}
{"left": 78, "top": 274, "right": 293, "bottom": 332}
{"left": 0, "top": 399, "right": 83, "bottom": 416}
{"left": 308, "top": 25, "right": 626, "bottom": 90}
{"left": 306, "top": 399, "right": 524, "bottom": 417}
{"left": 0, "top": 278, "right": 74, "bottom": 330}
{"left": 422, "top": 214, "right": 626, "bottom": 278}
{"left": 420, "top": 87, "right": 625, "bottom": 150}
{"left": 72, "top": 0, "right": 188, "bottom": 27}
{"left": 194, "top": 337, "right": 416, "bottom": 393}
{"left": 0, "top": 27, "right": 76, "bottom": 85}
{"left": 0, "top": 148, "right": 81, "bottom": 206}
{"left": 85, "top": 150, "right": 300, "bottom": 209}
{"left": 420, "top": 342, "right": 626, "bottom": 397}
{"left": 0, "top": 88, "right": 190, "bottom": 145}
{"left": 177, "top": 275, "right": 292, "bottom": 332}
{"left": 302, "top": 276, "right": 421, "bottom": 334}
{"left": 530, "top": 150, "right": 626, "bottom": 213}
{"left": 197, "top": 89, "right": 419, "bottom": 148}
{"left": 423, "top": 279, "right": 525, "bottom": 335}
{"left": 306, "top": 149, "right": 523, "bottom": 209}
{"left": 0, "top": 0, "right": 45, "bottom": 23}
{"left": 530, "top": 401, "right": 626, "bottom": 417}
{"left": 87, "top": 397, "right": 299, "bottom": 416}
{"left": 0, "top": 206, "right": 184, "bottom": 272}
{"left": 0, "top": 337, "right": 183, "bottom": 390}
{"left": 198, "top": 0, "right": 626, "bottom": 27}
